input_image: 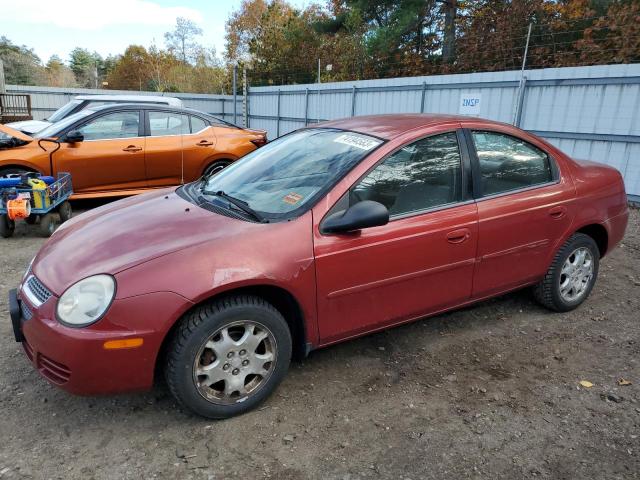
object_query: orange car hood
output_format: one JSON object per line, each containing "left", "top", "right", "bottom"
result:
{"left": 0, "top": 124, "right": 33, "bottom": 142}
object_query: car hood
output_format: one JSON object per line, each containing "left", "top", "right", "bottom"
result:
{"left": 0, "top": 124, "right": 33, "bottom": 143}
{"left": 4, "top": 119, "right": 50, "bottom": 135}
{"left": 31, "top": 187, "right": 257, "bottom": 295}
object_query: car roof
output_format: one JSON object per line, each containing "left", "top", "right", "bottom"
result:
{"left": 86, "top": 103, "right": 212, "bottom": 117}
{"left": 318, "top": 114, "right": 507, "bottom": 140}
{"left": 74, "top": 94, "right": 182, "bottom": 105}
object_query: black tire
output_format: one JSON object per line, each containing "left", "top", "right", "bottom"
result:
{"left": 0, "top": 215, "right": 15, "bottom": 238}
{"left": 533, "top": 233, "right": 600, "bottom": 312}
{"left": 0, "top": 167, "right": 34, "bottom": 178}
{"left": 58, "top": 201, "right": 72, "bottom": 223}
{"left": 39, "top": 213, "right": 58, "bottom": 237}
{"left": 24, "top": 215, "right": 38, "bottom": 225}
{"left": 165, "top": 295, "right": 292, "bottom": 419}
{"left": 204, "top": 160, "right": 231, "bottom": 177}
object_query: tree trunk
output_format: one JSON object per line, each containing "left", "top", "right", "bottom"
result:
{"left": 442, "top": 0, "right": 457, "bottom": 63}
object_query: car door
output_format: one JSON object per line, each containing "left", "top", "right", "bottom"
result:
{"left": 313, "top": 130, "right": 479, "bottom": 344}
{"left": 179, "top": 115, "right": 218, "bottom": 182}
{"left": 463, "top": 127, "right": 576, "bottom": 298}
{"left": 53, "top": 110, "right": 146, "bottom": 193}
{"left": 144, "top": 110, "right": 189, "bottom": 187}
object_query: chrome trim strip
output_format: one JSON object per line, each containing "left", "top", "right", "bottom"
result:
{"left": 22, "top": 275, "right": 44, "bottom": 307}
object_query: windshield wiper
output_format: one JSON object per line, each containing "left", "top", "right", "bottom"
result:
{"left": 207, "top": 190, "right": 266, "bottom": 223}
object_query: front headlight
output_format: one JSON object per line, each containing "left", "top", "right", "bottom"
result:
{"left": 56, "top": 274, "right": 116, "bottom": 327}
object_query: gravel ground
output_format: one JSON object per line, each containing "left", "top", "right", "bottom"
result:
{"left": 0, "top": 203, "right": 638, "bottom": 480}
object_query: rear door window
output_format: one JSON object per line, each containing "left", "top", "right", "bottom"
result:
{"left": 190, "top": 116, "right": 209, "bottom": 133}
{"left": 148, "top": 111, "right": 189, "bottom": 137}
{"left": 471, "top": 131, "right": 553, "bottom": 196}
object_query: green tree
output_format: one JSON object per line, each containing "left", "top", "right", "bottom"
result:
{"left": 45, "top": 55, "right": 76, "bottom": 87}
{"left": 69, "top": 48, "right": 104, "bottom": 87}
{"left": 0, "top": 36, "right": 46, "bottom": 85}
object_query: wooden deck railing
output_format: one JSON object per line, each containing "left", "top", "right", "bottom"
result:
{"left": 0, "top": 93, "right": 32, "bottom": 123}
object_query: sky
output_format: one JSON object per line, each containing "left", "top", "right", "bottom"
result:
{"left": 0, "top": 0, "right": 313, "bottom": 63}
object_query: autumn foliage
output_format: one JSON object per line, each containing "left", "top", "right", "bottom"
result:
{"left": 1, "top": 0, "right": 639, "bottom": 92}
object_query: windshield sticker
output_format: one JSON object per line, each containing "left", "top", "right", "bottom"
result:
{"left": 283, "top": 192, "right": 303, "bottom": 205}
{"left": 333, "top": 134, "right": 380, "bottom": 151}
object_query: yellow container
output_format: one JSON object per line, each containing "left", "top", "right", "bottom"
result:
{"left": 28, "top": 178, "right": 50, "bottom": 209}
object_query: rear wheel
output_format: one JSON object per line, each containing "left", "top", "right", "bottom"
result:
{"left": 0, "top": 215, "right": 15, "bottom": 238}
{"left": 204, "top": 160, "right": 231, "bottom": 178}
{"left": 39, "top": 213, "right": 58, "bottom": 237}
{"left": 534, "top": 233, "right": 599, "bottom": 312}
{"left": 165, "top": 295, "right": 292, "bottom": 419}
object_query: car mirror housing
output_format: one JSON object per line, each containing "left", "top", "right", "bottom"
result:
{"left": 322, "top": 200, "right": 389, "bottom": 234}
{"left": 64, "top": 130, "right": 84, "bottom": 143}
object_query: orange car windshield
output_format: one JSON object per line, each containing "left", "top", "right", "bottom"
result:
{"left": 201, "top": 128, "right": 383, "bottom": 220}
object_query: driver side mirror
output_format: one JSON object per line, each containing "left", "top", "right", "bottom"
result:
{"left": 64, "top": 130, "right": 84, "bottom": 143}
{"left": 322, "top": 200, "right": 389, "bottom": 234}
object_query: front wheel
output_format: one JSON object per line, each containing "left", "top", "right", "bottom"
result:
{"left": 533, "top": 233, "right": 599, "bottom": 312}
{"left": 165, "top": 295, "right": 292, "bottom": 418}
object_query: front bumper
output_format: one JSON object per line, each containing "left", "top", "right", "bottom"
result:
{"left": 9, "top": 284, "right": 190, "bottom": 396}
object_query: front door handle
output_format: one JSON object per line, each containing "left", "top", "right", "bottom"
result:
{"left": 549, "top": 206, "right": 567, "bottom": 219}
{"left": 446, "top": 228, "right": 471, "bottom": 244}
{"left": 122, "top": 145, "right": 142, "bottom": 152}
{"left": 197, "top": 140, "right": 213, "bottom": 146}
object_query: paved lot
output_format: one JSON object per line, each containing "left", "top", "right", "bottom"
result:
{"left": 0, "top": 203, "right": 638, "bottom": 479}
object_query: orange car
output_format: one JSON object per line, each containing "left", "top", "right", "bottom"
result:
{"left": 0, "top": 104, "right": 266, "bottom": 198}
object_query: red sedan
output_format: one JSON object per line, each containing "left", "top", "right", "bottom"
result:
{"left": 9, "top": 114, "right": 628, "bottom": 418}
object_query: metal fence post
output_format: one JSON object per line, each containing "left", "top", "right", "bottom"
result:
{"left": 351, "top": 86, "right": 357, "bottom": 116}
{"left": 0, "top": 59, "right": 5, "bottom": 93}
{"left": 304, "top": 88, "right": 309, "bottom": 126}
{"left": 514, "top": 76, "right": 528, "bottom": 127}
{"left": 420, "top": 81, "right": 427, "bottom": 113}
{"left": 513, "top": 22, "right": 532, "bottom": 126}
{"left": 221, "top": 98, "right": 225, "bottom": 119}
{"left": 232, "top": 64, "right": 238, "bottom": 125}
{"left": 242, "top": 67, "right": 248, "bottom": 128}
{"left": 276, "top": 89, "right": 281, "bottom": 137}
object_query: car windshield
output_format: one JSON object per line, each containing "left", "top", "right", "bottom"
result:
{"left": 201, "top": 128, "right": 383, "bottom": 220}
{"left": 34, "top": 109, "right": 96, "bottom": 139}
{"left": 47, "top": 99, "right": 83, "bottom": 122}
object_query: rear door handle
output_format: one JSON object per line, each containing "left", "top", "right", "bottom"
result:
{"left": 197, "top": 140, "right": 213, "bottom": 146}
{"left": 549, "top": 206, "right": 567, "bottom": 219}
{"left": 446, "top": 228, "right": 471, "bottom": 244}
{"left": 122, "top": 145, "right": 142, "bottom": 152}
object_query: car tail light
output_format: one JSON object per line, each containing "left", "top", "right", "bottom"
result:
{"left": 251, "top": 136, "right": 267, "bottom": 148}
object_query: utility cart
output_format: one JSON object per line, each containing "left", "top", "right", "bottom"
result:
{"left": 0, "top": 172, "right": 73, "bottom": 238}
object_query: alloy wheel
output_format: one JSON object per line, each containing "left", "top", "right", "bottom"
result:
{"left": 193, "top": 320, "right": 277, "bottom": 405}
{"left": 559, "top": 246, "right": 594, "bottom": 302}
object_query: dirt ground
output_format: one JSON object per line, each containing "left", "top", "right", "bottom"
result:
{"left": 0, "top": 203, "right": 638, "bottom": 480}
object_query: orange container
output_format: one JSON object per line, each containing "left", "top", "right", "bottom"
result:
{"left": 6, "top": 198, "right": 31, "bottom": 220}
